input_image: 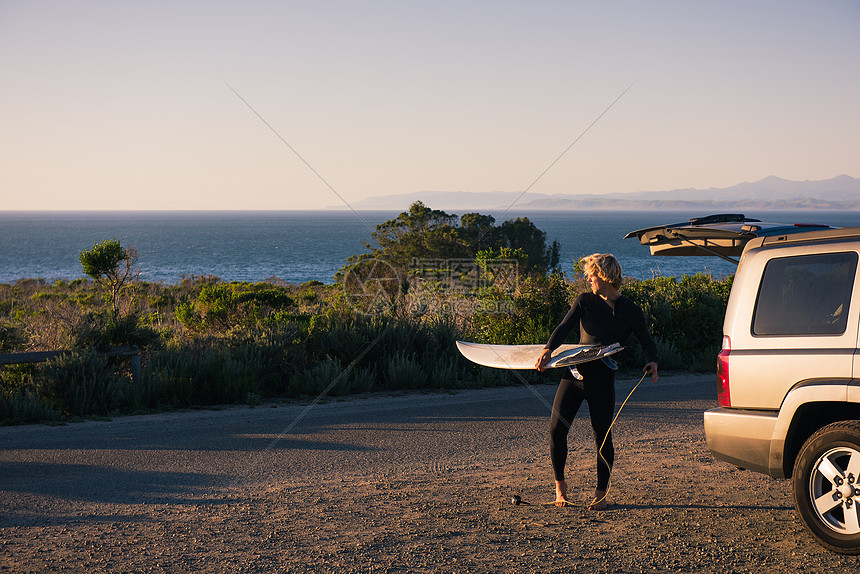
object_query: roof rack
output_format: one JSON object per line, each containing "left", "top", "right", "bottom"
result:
{"left": 759, "top": 226, "right": 860, "bottom": 247}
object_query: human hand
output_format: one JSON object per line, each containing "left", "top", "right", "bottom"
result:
{"left": 643, "top": 362, "right": 658, "bottom": 382}
{"left": 535, "top": 348, "right": 553, "bottom": 372}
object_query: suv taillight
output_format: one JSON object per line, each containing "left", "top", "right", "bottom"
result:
{"left": 717, "top": 336, "right": 731, "bottom": 407}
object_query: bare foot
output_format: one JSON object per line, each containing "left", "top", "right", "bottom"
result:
{"left": 588, "top": 489, "right": 608, "bottom": 511}
{"left": 554, "top": 480, "right": 570, "bottom": 507}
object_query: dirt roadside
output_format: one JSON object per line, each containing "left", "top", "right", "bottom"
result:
{"left": 1, "top": 372, "right": 857, "bottom": 573}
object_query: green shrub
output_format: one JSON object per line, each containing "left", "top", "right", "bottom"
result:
{"left": 623, "top": 273, "right": 732, "bottom": 370}
{"left": 385, "top": 352, "right": 428, "bottom": 390}
{"left": 189, "top": 346, "right": 263, "bottom": 405}
{"left": 0, "top": 364, "right": 38, "bottom": 392}
{"left": 428, "top": 355, "right": 459, "bottom": 389}
{"left": 469, "top": 272, "right": 572, "bottom": 345}
{"left": 349, "top": 366, "right": 377, "bottom": 394}
{"left": 139, "top": 347, "right": 196, "bottom": 408}
{"left": 70, "top": 312, "right": 160, "bottom": 351}
{"left": 290, "top": 357, "right": 344, "bottom": 397}
{"left": 0, "top": 386, "right": 61, "bottom": 425}
{"left": 177, "top": 283, "right": 297, "bottom": 335}
{"left": 41, "top": 351, "right": 132, "bottom": 417}
{"left": 287, "top": 356, "right": 378, "bottom": 398}
{"left": 236, "top": 288, "right": 294, "bottom": 308}
{"left": 0, "top": 323, "right": 23, "bottom": 352}
{"left": 197, "top": 284, "right": 238, "bottom": 330}
{"left": 175, "top": 301, "right": 202, "bottom": 331}
{"left": 300, "top": 290, "right": 318, "bottom": 302}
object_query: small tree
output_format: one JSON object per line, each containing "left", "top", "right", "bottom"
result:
{"left": 79, "top": 238, "right": 138, "bottom": 317}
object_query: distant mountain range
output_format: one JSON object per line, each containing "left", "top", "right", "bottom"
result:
{"left": 344, "top": 175, "right": 860, "bottom": 211}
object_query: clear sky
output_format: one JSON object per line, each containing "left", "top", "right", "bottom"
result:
{"left": 1, "top": 0, "right": 858, "bottom": 210}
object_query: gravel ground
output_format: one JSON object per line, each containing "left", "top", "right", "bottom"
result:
{"left": 1, "top": 372, "right": 858, "bottom": 573}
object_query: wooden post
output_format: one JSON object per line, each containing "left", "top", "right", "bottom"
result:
{"left": 130, "top": 353, "right": 141, "bottom": 385}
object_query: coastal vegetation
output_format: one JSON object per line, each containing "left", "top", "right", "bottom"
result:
{"left": 0, "top": 203, "right": 731, "bottom": 424}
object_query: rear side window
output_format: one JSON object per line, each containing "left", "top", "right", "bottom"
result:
{"left": 752, "top": 252, "right": 858, "bottom": 336}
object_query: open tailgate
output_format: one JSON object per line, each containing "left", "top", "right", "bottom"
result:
{"left": 624, "top": 214, "right": 833, "bottom": 263}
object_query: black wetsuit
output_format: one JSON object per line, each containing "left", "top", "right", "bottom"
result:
{"left": 545, "top": 292, "right": 658, "bottom": 490}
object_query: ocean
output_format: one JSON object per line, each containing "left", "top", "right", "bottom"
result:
{"left": 2, "top": 210, "right": 859, "bottom": 285}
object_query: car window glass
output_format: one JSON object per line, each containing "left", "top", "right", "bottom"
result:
{"left": 752, "top": 252, "right": 858, "bottom": 336}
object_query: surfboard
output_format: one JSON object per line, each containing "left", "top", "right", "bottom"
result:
{"left": 455, "top": 341, "right": 623, "bottom": 370}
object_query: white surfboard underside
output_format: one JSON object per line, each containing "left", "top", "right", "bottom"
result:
{"left": 456, "top": 341, "right": 623, "bottom": 370}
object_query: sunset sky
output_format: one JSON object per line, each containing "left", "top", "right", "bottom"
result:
{"left": 1, "top": 0, "right": 858, "bottom": 210}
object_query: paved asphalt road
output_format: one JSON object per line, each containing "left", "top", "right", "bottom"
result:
{"left": 3, "top": 374, "right": 858, "bottom": 573}
{"left": 1, "top": 381, "right": 580, "bottom": 510}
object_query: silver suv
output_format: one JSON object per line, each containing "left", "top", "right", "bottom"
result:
{"left": 627, "top": 214, "right": 860, "bottom": 554}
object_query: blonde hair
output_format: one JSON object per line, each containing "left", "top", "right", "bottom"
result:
{"left": 581, "top": 253, "right": 624, "bottom": 288}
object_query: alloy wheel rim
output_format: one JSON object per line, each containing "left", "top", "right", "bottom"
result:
{"left": 809, "top": 446, "right": 860, "bottom": 535}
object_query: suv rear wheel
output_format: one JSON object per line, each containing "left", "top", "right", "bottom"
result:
{"left": 792, "top": 421, "right": 860, "bottom": 554}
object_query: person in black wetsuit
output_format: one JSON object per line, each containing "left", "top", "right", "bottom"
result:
{"left": 535, "top": 253, "right": 658, "bottom": 509}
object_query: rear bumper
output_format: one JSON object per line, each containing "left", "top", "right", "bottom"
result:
{"left": 704, "top": 407, "right": 783, "bottom": 478}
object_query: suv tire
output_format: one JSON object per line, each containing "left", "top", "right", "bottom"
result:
{"left": 792, "top": 421, "right": 860, "bottom": 554}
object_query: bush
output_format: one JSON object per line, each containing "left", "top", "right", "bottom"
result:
{"left": 0, "top": 382, "right": 61, "bottom": 425}
{"left": 41, "top": 351, "right": 133, "bottom": 417}
{"left": 177, "top": 282, "right": 297, "bottom": 334}
{"left": 71, "top": 311, "right": 160, "bottom": 351}
{"left": 349, "top": 367, "right": 377, "bottom": 394}
{"left": 385, "top": 352, "right": 428, "bottom": 390}
{"left": 139, "top": 347, "right": 196, "bottom": 408}
{"left": 0, "top": 323, "right": 23, "bottom": 352}
{"left": 621, "top": 273, "right": 732, "bottom": 371}
{"left": 289, "top": 357, "right": 347, "bottom": 397}
{"left": 428, "top": 355, "right": 460, "bottom": 389}
{"left": 191, "top": 346, "right": 261, "bottom": 405}
{"left": 469, "top": 272, "right": 572, "bottom": 345}
{"left": 287, "top": 357, "right": 377, "bottom": 397}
